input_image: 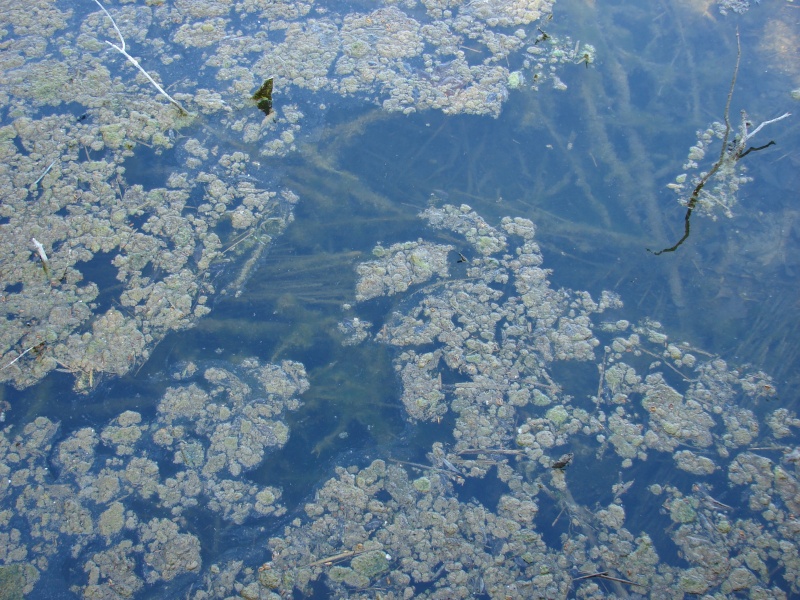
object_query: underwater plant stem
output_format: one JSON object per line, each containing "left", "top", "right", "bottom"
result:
{"left": 92, "top": 0, "right": 188, "bottom": 115}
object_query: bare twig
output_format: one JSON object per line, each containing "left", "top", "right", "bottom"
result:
{"left": 573, "top": 571, "right": 640, "bottom": 587}
{"left": 305, "top": 547, "right": 369, "bottom": 568}
{"left": 596, "top": 572, "right": 639, "bottom": 586}
{"left": 456, "top": 448, "right": 524, "bottom": 455}
{"left": 92, "top": 0, "right": 188, "bottom": 114}
{"left": 1, "top": 345, "right": 37, "bottom": 371}
{"left": 744, "top": 112, "right": 791, "bottom": 142}
{"left": 388, "top": 458, "right": 465, "bottom": 483}
{"left": 651, "top": 31, "right": 789, "bottom": 255}
{"left": 33, "top": 160, "right": 58, "bottom": 187}
{"left": 650, "top": 31, "right": 742, "bottom": 255}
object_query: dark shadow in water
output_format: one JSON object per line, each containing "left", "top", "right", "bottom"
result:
{"left": 121, "top": 143, "right": 177, "bottom": 190}
{"left": 76, "top": 250, "right": 123, "bottom": 317}
{"left": 254, "top": 339, "right": 405, "bottom": 509}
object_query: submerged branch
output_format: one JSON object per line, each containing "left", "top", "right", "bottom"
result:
{"left": 650, "top": 32, "right": 789, "bottom": 255}
{"left": 649, "top": 30, "right": 741, "bottom": 255}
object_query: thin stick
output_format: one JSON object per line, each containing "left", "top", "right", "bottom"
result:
{"left": 574, "top": 571, "right": 606, "bottom": 581}
{"left": 388, "top": 458, "right": 455, "bottom": 476}
{"left": 595, "top": 572, "right": 640, "bottom": 586}
{"left": 456, "top": 448, "right": 523, "bottom": 455}
{"left": 573, "top": 571, "right": 640, "bottom": 586}
{"left": 305, "top": 547, "right": 369, "bottom": 568}
{"left": 745, "top": 112, "right": 791, "bottom": 142}
{"left": 33, "top": 160, "right": 58, "bottom": 186}
{"left": 221, "top": 230, "right": 254, "bottom": 255}
{"left": 719, "top": 30, "right": 741, "bottom": 150}
{"left": 92, "top": 0, "right": 188, "bottom": 114}
{"left": 2, "top": 346, "right": 37, "bottom": 371}
{"left": 598, "top": 574, "right": 644, "bottom": 587}
{"left": 637, "top": 345, "right": 693, "bottom": 381}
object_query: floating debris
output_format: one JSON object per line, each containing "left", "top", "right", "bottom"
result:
{"left": 551, "top": 452, "right": 573, "bottom": 469}
{"left": 253, "top": 77, "right": 274, "bottom": 116}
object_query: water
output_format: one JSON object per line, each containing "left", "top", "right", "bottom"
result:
{"left": 1, "top": 0, "right": 799, "bottom": 597}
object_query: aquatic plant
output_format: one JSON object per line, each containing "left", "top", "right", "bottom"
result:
{"left": 0, "top": 0, "right": 579, "bottom": 392}
{"left": 245, "top": 203, "right": 797, "bottom": 598}
{"left": 0, "top": 0, "right": 797, "bottom": 598}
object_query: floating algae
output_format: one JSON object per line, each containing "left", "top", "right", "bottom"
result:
{"left": 0, "top": 357, "right": 307, "bottom": 595}
{"left": 1, "top": 0, "right": 585, "bottom": 392}
{"left": 2, "top": 170, "right": 799, "bottom": 600}
{"left": 1, "top": 0, "right": 798, "bottom": 598}
{"left": 253, "top": 203, "right": 797, "bottom": 598}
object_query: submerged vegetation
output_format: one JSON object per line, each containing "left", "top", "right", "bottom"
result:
{"left": 3, "top": 203, "right": 797, "bottom": 598}
{"left": 0, "top": 0, "right": 798, "bottom": 598}
{"left": 257, "top": 203, "right": 799, "bottom": 598}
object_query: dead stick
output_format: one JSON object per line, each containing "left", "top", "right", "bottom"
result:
{"left": 92, "top": 0, "right": 188, "bottom": 114}
{"left": 1, "top": 345, "right": 36, "bottom": 371}
{"left": 389, "top": 458, "right": 457, "bottom": 476}
{"left": 596, "top": 573, "right": 640, "bottom": 587}
{"left": 456, "top": 448, "right": 523, "bottom": 455}
{"left": 574, "top": 571, "right": 607, "bottom": 581}
{"left": 306, "top": 548, "right": 368, "bottom": 568}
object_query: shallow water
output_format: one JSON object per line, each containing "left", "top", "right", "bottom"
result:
{"left": 1, "top": 0, "right": 799, "bottom": 597}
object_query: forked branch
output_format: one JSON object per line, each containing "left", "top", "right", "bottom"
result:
{"left": 92, "top": 0, "right": 188, "bottom": 115}
{"left": 650, "top": 31, "right": 789, "bottom": 255}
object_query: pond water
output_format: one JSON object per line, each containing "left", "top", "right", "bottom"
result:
{"left": 1, "top": 0, "right": 799, "bottom": 598}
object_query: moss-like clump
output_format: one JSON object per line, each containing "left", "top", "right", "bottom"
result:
{"left": 669, "top": 498, "right": 697, "bottom": 524}
{"left": 507, "top": 71, "right": 524, "bottom": 89}
{"left": 258, "top": 568, "right": 281, "bottom": 589}
{"left": 98, "top": 501, "right": 125, "bottom": 537}
{"left": 351, "top": 551, "right": 389, "bottom": 579}
{"left": 0, "top": 564, "right": 35, "bottom": 600}
{"left": 679, "top": 568, "right": 709, "bottom": 594}
{"left": 328, "top": 566, "right": 370, "bottom": 588}
{"left": 412, "top": 476, "right": 431, "bottom": 492}
{"left": 545, "top": 405, "right": 569, "bottom": 426}
{"left": 328, "top": 566, "right": 352, "bottom": 583}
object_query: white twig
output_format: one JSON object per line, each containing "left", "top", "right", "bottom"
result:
{"left": 31, "top": 238, "right": 49, "bottom": 263}
{"left": 745, "top": 112, "right": 791, "bottom": 142}
{"left": 92, "top": 0, "right": 188, "bottom": 114}
{"left": 2, "top": 346, "right": 36, "bottom": 371}
{"left": 33, "top": 160, "right": 58, "bottom": 186}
